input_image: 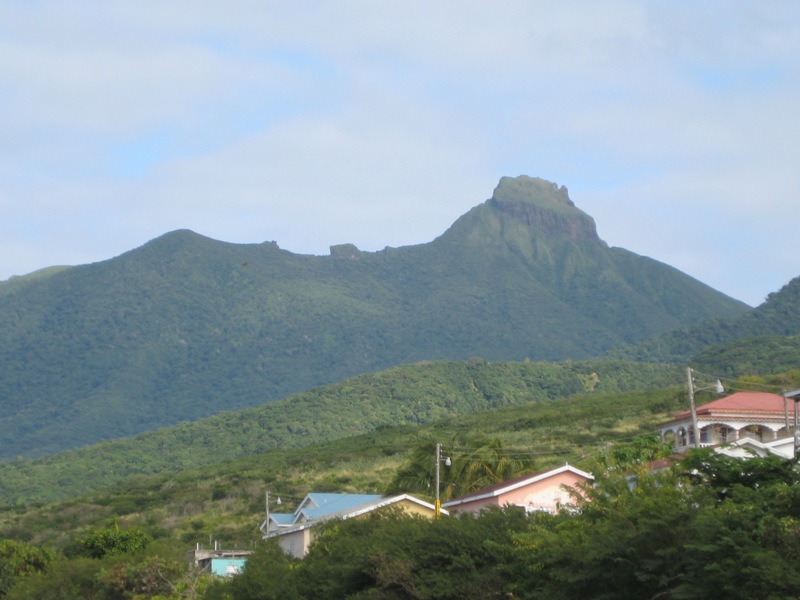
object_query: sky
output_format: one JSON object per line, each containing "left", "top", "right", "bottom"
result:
{"left": 2, "top": 1, "right": 799, "bottom": 307}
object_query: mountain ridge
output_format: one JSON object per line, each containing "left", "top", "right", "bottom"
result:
{"left": 0, "top": 175, "right": 749, "bottom": 459}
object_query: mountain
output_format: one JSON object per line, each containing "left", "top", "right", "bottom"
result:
{"left": 0, "top": 358, "right": 683, "bottom": 505}
{"left": 614, "top": 275, "right": 800, "bottom": 364}
{"left": 0, "top": 175, "right": 748, "bottom": 459}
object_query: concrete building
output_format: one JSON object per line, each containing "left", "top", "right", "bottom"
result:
{"left": 659, "top": 391, "right": 798, "bottom": 458}
{"left": 442, "top": 464, "right": 593, "bottom": 515}
{"left": 262, "top": 492, "right": 444, "bottom": 558}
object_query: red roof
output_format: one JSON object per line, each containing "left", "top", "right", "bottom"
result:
{"left": 672, "top": 391, "right": 795, "bottom": 421}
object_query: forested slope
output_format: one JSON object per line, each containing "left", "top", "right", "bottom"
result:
{"left": 0, "top": 358, "right": 682, "bottom": 505}
{"left": 615, "top": 275, "right": 800, "bottom": 363}
{"left": 0, "top": 176, "right": 747, "bottom": 459}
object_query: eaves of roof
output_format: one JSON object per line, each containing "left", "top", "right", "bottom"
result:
{"left": 442, "top": 464, "right": 593, "bottom": 509}
{"left": 263, "top": 494, "right": 445, "bottom": 539}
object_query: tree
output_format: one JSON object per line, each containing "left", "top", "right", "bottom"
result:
{"left": 205, "top": 509, "right": 529, "bottom": 599}
{"left": 602, "top": 434, "right": 672, "bottom": 470}
{"left": 296, "top": 508, "right": 528, "bottom": 599}
{"left": 515, "top": 467, "right": 696, "bottom": 599}
{"left": 69, "top": 520, "right": 152, "bottom": 559}
{"left": 98, "top": 556, "right": 183, "bottom": 600}
{"left": 5, "top": 557, "right": 103, "bottom": 600}
{"left": 386, "top": 437, "right": 537, "bottom": 501}
{"left": 680, "top": 448, "right": 800, "bottom": 498}
{"left": 203, "top": 541, "right": 299, "bottom": 600}
{"left": 514, "top": 453, "right": 800, "bottom": 599}
{"left": 0, "top": 540, "right": 54, "bottom": 598}
{"left": 455, "top": 438, "right": 538, "bottom": 493}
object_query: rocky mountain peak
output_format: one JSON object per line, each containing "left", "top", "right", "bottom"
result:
{"left": 489, "top": 175, "right": 599, "bottom": 243}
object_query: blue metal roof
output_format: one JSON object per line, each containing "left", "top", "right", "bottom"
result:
{"left": 296, "top": 493, "right": 385, "bottom": 521}
{"left": 263, "top": 493, "right": 389, "bottom": 536}
{"left": 269, "top": 513, "right": 295, "bottom": 525}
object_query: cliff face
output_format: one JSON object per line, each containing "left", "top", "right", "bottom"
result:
{"left": 439, "top": 175, "right": 602, "bottom": 250}
{"left": 489, "top": 176, "right": 599, "bottom": 244}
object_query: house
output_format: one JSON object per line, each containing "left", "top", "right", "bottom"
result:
{"left": 442, "top": 463, "right": 593, "bottom": 515}
{"left": 715, "top": 436, "right": 796, "bottom": 459}
{"left": 262, "top": 492, "right": 444, "bottom": 559}
{"left": 658, "top": 391, "right": 798, "bottom": 458}
{"left": 187, "top": 544, "right": 253, "bottom": 576}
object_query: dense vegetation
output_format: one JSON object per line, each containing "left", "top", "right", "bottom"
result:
{"left": 0, "top": 379, "right": 697, "bottom": 550}
{"left": 692, "top": 334, "right": 800, "bottom": 378}
{"left": 615, "top": 275, "right": 800, "bottom": 363}
{"left": 0, "top": 358, "right": 683, "bottom": 505}
{"left": 201, "top": 452, "right": 800, "bottom": 600}
{"left": 5, "top": 450, "right": 800, "bottom": 599}
{"left": 0, "top": 176, "right": 747, "bottom": 459}
{"left": 0, "top": 366, "right": 797, "bottom": 598}
{"left": 3, "top": 176, "right": 799, "bottom": 596}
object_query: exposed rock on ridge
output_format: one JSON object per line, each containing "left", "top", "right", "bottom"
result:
{"left": 489, "top": 175, "right": 600, "bottom": 243}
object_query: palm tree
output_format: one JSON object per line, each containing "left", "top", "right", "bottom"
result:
{"left": 384, "top": 436, "right": 441, "bottom": 499}
{"left": 386, "top": 437, "right": 537, "bottom": 501}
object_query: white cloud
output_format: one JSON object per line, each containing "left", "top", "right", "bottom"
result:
{"left": 1, "top": 1, "right": 799, "bottom": 307}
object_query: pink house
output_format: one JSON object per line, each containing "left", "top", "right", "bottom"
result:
{"left": 442, "top": 463, "right": 593, "bottom": 514}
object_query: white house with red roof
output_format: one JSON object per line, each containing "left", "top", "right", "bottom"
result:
{"left": 659, "top": 391, "right": 797, "bottom": 458}
{"left": 442, "top": 464, "right": 593, "bottom": 515}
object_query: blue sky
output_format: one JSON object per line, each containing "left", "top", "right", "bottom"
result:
{"left": 2, "top": 1, "right": 799, "bottom": 306}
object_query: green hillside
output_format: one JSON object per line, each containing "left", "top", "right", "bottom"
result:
{"left": 1, "top": 365, "right": 797, "bottom": 598}
{"left": 7, "top": 364, "right": 797, "bottom": 555}
{"left": 615, "top": 275, "right": 800, "bottom": 363}
{"left": 692, "top": 333, "right": 800, "bottom": 377}
{"left": 0, "top": 176, "right": 747, "bottom": 460}
{"left": 0, "top": 358, "right": 682, "bottom": 506}
{"left": 3, "top": 393, "right": 796, "bottom": 599}
{"left": 0, "top": 381, "right": 692, "bottom": 550}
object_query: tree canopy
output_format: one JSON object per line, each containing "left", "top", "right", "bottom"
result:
{"left": 206, "top": 452, "right": 800, "bottom": 599}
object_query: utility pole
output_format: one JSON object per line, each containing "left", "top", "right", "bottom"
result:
{"left": 264, "top": 490, "right": 281, "bottom": 533}
{"left": 687, "top": 367, "right": 700, "bottom": 449}
{"left": 435, "top": 443, "right": 441, "bottom": 517}
{"left": 795, "top": 398, "right": 799, "bottom": 460}
{"left": 265, "top": 490, "right": 270, "bottom": 533}
{"left": 686, "top": 368, "right": 724, "bottom": 449}
{"left": 433, "top": 442, "right": 451, "bottom": 517}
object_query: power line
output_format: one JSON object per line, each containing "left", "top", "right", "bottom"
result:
{"left": 443, "top": 433, "right": 669, "bottom": 459}
{"left": 691, "top": 368, "right": 793, "bottom": 393}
